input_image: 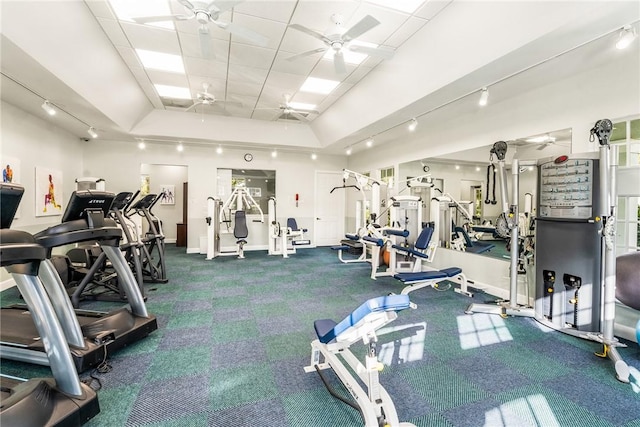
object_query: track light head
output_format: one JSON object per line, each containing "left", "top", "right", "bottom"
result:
{"left": 271, "top": 150, "right": 277, "bottom": 158}
{"left": 346, "top": 147, "right": 352, "bottom": 155}
{"left": 365, "top": 138, "right": 373, "bottom": 148}
{"left": 176, "top": 143, "right": 184, "bottom": 152}
{"left": 616, "top": 26, "right": 637, "bottom": 49}
{"left": 87, "top": 127, "right": 98, "bottom": 138}
{"left": 41, "top": 100, "right": 56, "bottom": 116}
{"left": 408, "top": 118, "right": 418, "bottom": 131}
{"left": 311, "top": 153, "right": 317, "bottom": 160}
{"left": 478, "top": 88, "right": 489, "bottom": 106}
{"left": 138, "top": 141, "right": 146, "bottom": 150}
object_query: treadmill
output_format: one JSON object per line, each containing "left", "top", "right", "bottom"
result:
{"left": 0, "top": 189, "right": 158, "bottom": 373}
{"left": 0, "top": 183, "right": 100, "bottom": 426}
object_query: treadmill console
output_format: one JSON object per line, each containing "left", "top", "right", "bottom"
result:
{"left": 61, "top": 191, "right": 115, "bottom": 223}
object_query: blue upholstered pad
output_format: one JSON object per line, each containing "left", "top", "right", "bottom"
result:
{"left": 384, "top": 229, "right": 410, "bottom": 237}
{"left": 331, "top": 245, "right": 351, "bottom": 251}
{"left": 362, "top": 235, "right": 384, "bottom": 246}
{"left": 344, "top": 233, "right": 360, "bottom": 241}
{"left": 394, "top": 267, "right": 462, "bottom": 283}
{"left": 314, "top": 295, "right": 411, "bottom": 344}
{"left": 391, "top": 245, "right": 429, "bottom": 258}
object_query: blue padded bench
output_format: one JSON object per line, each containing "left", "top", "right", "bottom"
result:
{"left": 314, "top": 295, "right": 411, "bottom": 344}
{"left": 394, "top": 267, "right": 466, "bottom": 295}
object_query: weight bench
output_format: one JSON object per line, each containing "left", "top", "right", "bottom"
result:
{"left": 305, "top": 295, "right": 417, "bottom": 427}
{"left": 332, "top": 234, "right": 366, "bottom": 264}
{"left": 394, "top": 267, "right": 472, "bottom": 297}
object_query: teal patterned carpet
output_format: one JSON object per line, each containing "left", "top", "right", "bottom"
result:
{"left": 1, "top": 245, "right": 639, "bottom": 426}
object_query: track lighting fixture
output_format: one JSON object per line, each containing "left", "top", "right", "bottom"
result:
{"left": 408, "top": 118, "right": 418, "bottom": 131}
{"left": 41, "top": 100, "right": 56, "bottom": 116}
{"left": 616, "top": 26, "right": 637, "bottom": 49}
{"left": 365, "top": 138, "right": 374, "bottom": 148}
{"left": 87, "top": 127, "right": 98, "bottom": 139}
{"left": 138, "top": 141, "right": 146, "bottom": 150}
{"left": 176, "top": 142, "right": 184, "bottom": 152}
{"left": 346, "top": 147, "right": 352, "bottom": 155}
{"left": 478, "top": 87, "right": 489, "bottom": 106}
{"left": 271, "top": 150, "right": 277, "bottom": 158}
{"left": 216, "top": 145, "right": 223, "bottom": 154}
{"left": 311, "top": 153, "right": 317, "bottom": 160}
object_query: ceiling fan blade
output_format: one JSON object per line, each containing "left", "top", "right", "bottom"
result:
{"left": 342, "top": 15, "right": 380, "bottom": 42}
{"left": 290, "top": 111, "right": 309, "bottom": 122}
{"left": 133, "top": 14, "right": 188, "bottom": 24}
{"left": 334, "top": 51, "right": 347, "bottom": 74}
{"left": 288, "top": 24, "right": 331, "bottom": 44}
{"left": 211, "top": 1, "right": 244, "bottom": 14}
{"left": 286, "top": 47, "right": 327, "bottom": 62}
{"left": 178, "top": 0, "right": 196, "bottom": 11}
{"left": 198, "top": 26, "right": 215, "bottom": 59}
{"left": 217, "top": 21, "right": 268, "bottom": 46}
{"left": 348, "top": 44, "right": 394, "bottom": 60}
{"left": 185, "top": 101, "right": 202, "bottom": 112}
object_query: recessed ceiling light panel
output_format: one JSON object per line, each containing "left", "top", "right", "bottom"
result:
{"left": 300, "top": 77, "right": 340, "bottom": 95}
{"left": 136, "top": 49, "right": 185, "bottom": 73}
{"left": 287, "top": 101, "right": 317, "bottom": 111}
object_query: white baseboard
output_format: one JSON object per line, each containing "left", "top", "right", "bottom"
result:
{"left": 165, "top": 238, "right": 176, "bottom": 244}
{"left": 1, "top": 278, "right": 16, "bottom": 292}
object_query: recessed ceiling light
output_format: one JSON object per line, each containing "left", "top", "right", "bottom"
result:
{"left": 136, "top": 49, "right": 185, "bottom": 73}
{"left": 287, "top": 101, "right": 317, "bottom": 111}
{"left": 365, "top": 0, "right": 425, "bottom": 14}
{"left": 108, "top": 0, "right": 174, "bottom": 29}
{"left": 154, "top": 84, "right": 192, "bottom": 100}
{"left": 300, "top": 77, "right": 340, "bottom": 95}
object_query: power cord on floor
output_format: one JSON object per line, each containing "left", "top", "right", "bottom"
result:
{"left": 81, "top": 344, "right": 112, "bottom": 391}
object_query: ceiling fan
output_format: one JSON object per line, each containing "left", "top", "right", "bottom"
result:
{"left": 286, "top": 14, "right": 395, "bottom": 74}
{"left": 255, "top": 94, "right": 319, "bottom": 122}
{"left": 186, "top": 83, "right": 242, "bottom": 114}
{"left": 133, "top": 0, "right": 268, "bottom": 59}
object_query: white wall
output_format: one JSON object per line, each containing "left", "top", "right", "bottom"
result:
{"left": 139, "top": 164, "right": 188, "bottom": 243}
{"left": 1, "top": 101, "right": 85, "bottom": 287}
{"left": 81, "top": 141, "right": 346, "bottom": 253}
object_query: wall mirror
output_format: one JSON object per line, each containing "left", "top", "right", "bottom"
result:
{"left": 217, "top": 168, "right": 276, "bottom": 215}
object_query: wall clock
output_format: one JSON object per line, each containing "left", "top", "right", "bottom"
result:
{"left": 244, "top": 153, "right": 253, "bottom": 162}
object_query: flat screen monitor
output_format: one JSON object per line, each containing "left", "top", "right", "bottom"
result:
{"left": 111, "top": 192, "right": 134, "bottom": 210}
{"left": 0, "top": 183, "right": 24, "bottom": 229}
{"left": 130, "top": 194, "right": 157, "bottom": 210}
{"left": 61, "top": 191, "right": 115, "bottom": 223}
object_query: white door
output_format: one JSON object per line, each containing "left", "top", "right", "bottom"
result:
{"left": 315, "top": 171, "right": 346, "bottom": 246}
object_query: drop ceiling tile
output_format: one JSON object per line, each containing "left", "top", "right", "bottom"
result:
{"left": 279, "top": 27, "right": 326, "bottom": 56}
{"left": 227, "top": 64, "right": 269, "bottom": 85}
{"left": 85, "top": 0, "right": 116, "bottom": 20}
{"left": 231, "top": 12, "right": 288, "bottom": 50}
{"left": 146, "top": 70, "right": 190, "bottom": 87}
{"left": 344, "top": 65, "right": 374, "bottom": 84}
{"left": 415, "top": 0, "right": 453, "bottom": 20}
{"left": 310, "top": 58, "right": 357, "bottom": 80}
{"left": 262, "top": 71, "right": 307, "bottom": 94}
{"left": 233, "top": 1, "right": 297, "bottom": 23}
{"left": 251, "top": 109, "right": 281, "bottom": 121}
{"left": 183, "top": 57, "right": 228, "bottom": 79}
{"left": 227, "top": 94, "right": 258, "bottom": 110}
{"left": 188, "top": 78, "right": 226, "bottom": 97}
{"left": 271, "top": 50, "right": 319, "bottom": 75}
{"left": 178, "top": 32, "right": 230, "bottom": 61}
{"left": 97, "top": 17, "right": 130, "bottom": 47}
{"left": 226, "top": 80, "right": 263, "bottom": 98}
{"left": 384, "top": 15, "right": 428, "bottom": 47}
{"left": 228, "top": 44, "right": 277, "bottom": 69}
{"left": 289, "top": 1, "right": 361, "bottom": 31}
{"left": 121, "top": 22, "right": 181, "bottom": 54}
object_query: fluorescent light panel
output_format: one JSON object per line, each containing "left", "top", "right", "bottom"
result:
{"left": 365, "top": 0, "right": 425, "bottom": 14}
{"left": 154, "top": 84, "right": 192, "bottom": 99}
{"left": 108, "top": 0, "right": 174, "bottom": 29}
{"left": 300, "top": 77, "right": 340, "bottom": 95}
{"left": 136, "top": 49, "right": 185, "bottom": 73}
{"left": 287, "top": 101, "right": 317, "bottom": 111}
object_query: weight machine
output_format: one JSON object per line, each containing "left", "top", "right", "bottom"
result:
{"left": 206, "top": 185, "right": 264, "bottom": 259}
{"left": 267, "top": 197, "right": 310, "bottom": 258}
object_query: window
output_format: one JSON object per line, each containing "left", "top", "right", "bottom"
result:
{"left": 612, "top": 116, "right": 640, "bottom": 254}
{"left": 381, "top": 167, "right": 394, "bottom": 187}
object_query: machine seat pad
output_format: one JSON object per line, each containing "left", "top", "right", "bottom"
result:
{"left": 394, "top": 271, "right": 448, "bottom": 283}
{"left": 292, "top": 240, "right": 311, "bottom": 246}
{"left": 440, "top": 267, "right": 462, "bottom": 276}
{"left": 315, "top": 295, "right": 410, "bottom": 344}
{"left": 314, "top": 319, "right": 338, "bottom": 342}
{"left": 331, "top": 245, "right": 351, "bottom": 251}
{"left": 391, "top": 245, "right": 428, "bottom": 259}
{"left": 344, "top": 233, "right": 360, "bottom": 241}
{"left": 362, "top": 236, "right": 384, "bottom": 246}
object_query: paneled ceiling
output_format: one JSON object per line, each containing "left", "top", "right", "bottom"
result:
{"left": 1, "top": 1, "right": 638, "bottom": 155}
